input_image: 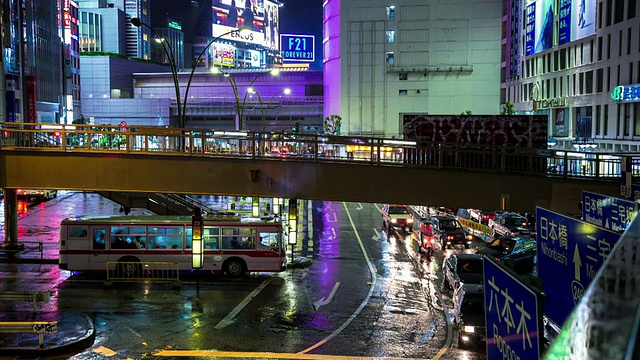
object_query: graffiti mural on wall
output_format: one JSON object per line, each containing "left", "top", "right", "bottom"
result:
{"left": 402, "top": 115, "right": 548, "bottom": 149}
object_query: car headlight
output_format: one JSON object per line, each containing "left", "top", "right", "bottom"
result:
{"left": 462, "top": 325, "right": 475, "bottom": 333}
{"left": 466, "top": 234, "right": 473, "bottom": 240}
{"left": 391, "top": 218, "right": 397, "bottom": 223}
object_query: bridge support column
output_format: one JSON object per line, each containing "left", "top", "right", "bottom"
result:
{"left": 2, "top": 188, "right": 20, "bottom": 255}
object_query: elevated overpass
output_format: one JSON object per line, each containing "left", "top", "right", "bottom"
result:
{"left": 0, "top": 123, "right": 627, "bottom": 214}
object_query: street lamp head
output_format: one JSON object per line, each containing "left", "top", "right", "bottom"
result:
{"left": 283, "top": 88, "right": 291, "bottom": 95}
{"left": 154, "top": 37, "right": 165, "bottom": 43}
{"left": 247, "top": 87, "right": 255, "bottom": 94}
{"left": 270, "top": 68, "right": 281, "bottom": 76}
{"left": 131, "top": 18, "right": 142, "bottom": 27}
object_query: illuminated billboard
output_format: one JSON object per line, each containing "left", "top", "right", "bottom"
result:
{"left": 212, "top": 43, "right": 236, "bottom": 66}
{"left": 525, "top": 0, "right": 555, "bottom": 56}
{"left": 280, "top": 34, "right": 315, "bottom": 62}
{"left": 558, "top": 0, "right": 596, "bottom": 45}
{"left": 212, "top": 0, "right": 279, "bottom": 49}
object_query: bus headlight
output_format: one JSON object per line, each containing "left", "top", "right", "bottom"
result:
{"left": 462, "top": 325, "right": 475, "bottom": 333}
{"left": 391, "top": 218, "right": 397, "bottom": 224}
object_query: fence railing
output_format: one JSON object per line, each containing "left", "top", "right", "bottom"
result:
{"left": 0, "top": 122, "right": 636, "bottom": 182}
{"left": 104, "top": 261, "right": 181, "bottom": 288}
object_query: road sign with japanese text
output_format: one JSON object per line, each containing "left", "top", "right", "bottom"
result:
{"left": 633, "top": 184, "right": 640, "bottom": 203}
{"left": 484, "top": 257, "right": 543, "bottom": 360}
{"left": 536, "top": 207, "right": 621, "bottom": 326}
{"left": 582, "top": 191, "right": 637, "bottom": 232}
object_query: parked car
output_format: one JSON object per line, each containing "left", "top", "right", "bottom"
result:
{"left": 442, "top": 253, "right": 484, "bottom": 291}
{"left": 381, "top": 204, "right": 414, "bottom": 234}
{"left": 488, "top": 212, "right": 534, "bottom": 237}
{"left": 16, "top": 189, "right": 57, "bottom": 201}
{"left": 469, "top": 209, "right": 497, "bottom": 225}
{"left": 432, "top": 215, "right": 473, "bottom": 249}
{"left": 501, "top": 236, "right": 537, "bottom": 275}
{"left": 475, "top": 235, "right": 518, "bottom": 260}
{"left": 453, "top": 283, "right": 486, "bottom": 348}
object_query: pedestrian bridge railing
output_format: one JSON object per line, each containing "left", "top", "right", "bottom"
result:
{"left": 0, "top": 122, "right": 636, "bottom": 182}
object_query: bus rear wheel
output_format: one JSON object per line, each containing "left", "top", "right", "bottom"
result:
{"left": 223, "top": 258, "right": 246, "bottom": 277}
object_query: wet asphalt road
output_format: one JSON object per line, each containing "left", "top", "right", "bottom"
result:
{"left": 0, "top": 192, "right": 487, "bottom": 359}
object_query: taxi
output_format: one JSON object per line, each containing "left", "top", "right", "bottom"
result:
{"left": 381, "top": 204, "right": 414, "bottom": 234}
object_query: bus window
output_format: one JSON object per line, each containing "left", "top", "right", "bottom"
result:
{"left": 92, "top": 229, "right": 106, "bottom": 250}
{"left": 149, "top": 226, "right": 183, "bottom": 249}
{"left": 221, "top": 227, "right": 255, "bottom": 250}
{"left": 204, "top": 226, "right": 220, "bottom": 250}
{"left": 111, "top": 226, "right": 146, "bottom": 249}
{"left": 258, "top": 233, "right": 280, "bottom": 251}
{"left": 69, "top": 226, "right": 88, "bottom": 238}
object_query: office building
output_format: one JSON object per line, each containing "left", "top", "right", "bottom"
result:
{"left": 323, "top": 0, "right": 503, "bottom": 138}
{"left": 503, "top": 0, "right": 639, "bottom": 152}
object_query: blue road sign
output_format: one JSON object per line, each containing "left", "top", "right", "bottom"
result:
{"left": 536, "top": 207, "right": 621, "bottom": 326}
{"left": 582, "top": 191, "right": 637, "bottom": 232}
{"left": 484, "top": 257, "right": 542, "bottom": 360}
{"left": 633, "top": 184, "right": 640, "bottom": 203}
{"left": 280, "top": 34, "right": 315, "bottom": 62}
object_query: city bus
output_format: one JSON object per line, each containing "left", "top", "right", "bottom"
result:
{"left": 59, "top": 214, "right": 286, "bottom": 277}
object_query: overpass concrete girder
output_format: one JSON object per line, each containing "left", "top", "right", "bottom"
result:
{"left": 0, "top": 151, "right": 620, "bottom": 214}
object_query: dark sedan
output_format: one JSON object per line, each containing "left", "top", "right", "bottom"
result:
{"left": 476, "top": 235, "right": 536, "bottom": 275}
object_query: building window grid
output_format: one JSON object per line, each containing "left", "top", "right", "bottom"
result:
{"left": 619, "top": 30, "right": 623, "bottom": 57}
{"left": 596, "top": 104, "right": 601, "bottom": 136}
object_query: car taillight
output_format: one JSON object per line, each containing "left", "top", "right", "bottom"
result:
{"left": 447, "top": 235, "right": 454, "bottom": 240}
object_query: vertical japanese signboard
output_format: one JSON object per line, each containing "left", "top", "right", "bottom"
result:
{"left": 484, "top": 257, "right": 543, "bottom": 360}
{"left": 582, "top": 191, "right": 637, "bottom": 232}
{"left": 621, "top": 156, "right": 633, "bottom": 199}
{"left": 536, "top": 207, "right": 621, "bottom": 326}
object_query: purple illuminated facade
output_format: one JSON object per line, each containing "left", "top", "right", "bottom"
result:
{"left": 322, "top": 0, "right": 341, "bottom": 121}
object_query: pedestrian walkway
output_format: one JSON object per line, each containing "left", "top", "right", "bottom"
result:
{"left": 0, "top": 311, "right": 95, "bottom": 356}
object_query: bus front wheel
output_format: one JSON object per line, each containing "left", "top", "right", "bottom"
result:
{"left": 223, "top": 258, "right": 246, "bottom": 277}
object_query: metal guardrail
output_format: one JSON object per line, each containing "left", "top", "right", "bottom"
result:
{"left": 0, "top": 321, "right": 57, "bottom": 347}
{"left": 104, "top": 261, "right": 181, "bottom": 288}
{"left": 543, "top": 213, "right": 640, "bottom": 359}
{"left": 0, "top": 290, "right": 54, "bottom": 312}
{"left": 0, "top": 122, "right": 636, "bottom": 182}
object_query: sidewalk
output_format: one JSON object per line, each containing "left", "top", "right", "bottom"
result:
{"left": 0, "top": 311, "right": 95, "bottom": 356}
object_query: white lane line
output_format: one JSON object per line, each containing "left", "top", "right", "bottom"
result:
{"left": 214, "top": 279, "right": 271, "bottom": 329}
{"left": 298, "top": 202, "right": 377, "bottom": 354}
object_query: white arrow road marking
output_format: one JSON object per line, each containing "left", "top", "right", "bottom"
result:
{"left": 356, "top": 203, "right": 363, "bottom": 211}
{"left": 313, "top": 282, "right": 341, "bottom": 311}
{"left": 372, "top": 228, "right": 381, "bottom": 241}
{"left": 214, "top": 279, "right": 271, "bottom": 329}
{"left": 327, "top": 227, "right": 336, "bottom": 241}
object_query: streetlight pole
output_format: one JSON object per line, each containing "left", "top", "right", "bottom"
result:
{"left": 211, "top": 68, "right": 281, "bottom": 131}
{"left": 248, "top": 87, "right": 291, "bottom": 132}
{"left": 130, "top": 18, "right": 182, "bottom": 128}
{"left": 131, "top": 18, "right": 247, "bottom": 131}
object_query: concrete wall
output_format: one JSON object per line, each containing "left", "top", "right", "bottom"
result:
{"left": 325, "top": 0, "right": 503, "bottom": 137}
{"left": 0, "top": 151, "right": 619, "bottom": 215}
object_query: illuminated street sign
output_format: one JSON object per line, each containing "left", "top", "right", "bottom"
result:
{"left": 484, "top": 257, "right": 543, "bottom": 360}
{"left": 582, "top": 191, "right": 637, "bottom": 232}
{"left": 536, "top": 207, "right": 621, "bottom": 326}
{"left": 611, "top": 84, "right": 640, "bottom": 102}
{"left": 280, "top": 34, "right": 315, "bottom": 62}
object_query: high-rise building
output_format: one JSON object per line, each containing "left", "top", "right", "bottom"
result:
{"left": 151, "top": 20, "right": 185, "bottom": 70}
{"left": 60, "top": 0, "right": 82, "bottom": 124}
{"left": 503, "top": 0, "right": 639, "bottom": 152}
{"left": 2, "top": 0, "right": 65, "bottom": 123}
{"left": 323, "top": 0, "right": 503, "bottom": 137}
{"left": 76, "top": 0, "right": 150, "bottom": 59}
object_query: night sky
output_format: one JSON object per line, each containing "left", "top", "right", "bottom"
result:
{"left": 152, "top": 0, "right": 323, "bottom": 69}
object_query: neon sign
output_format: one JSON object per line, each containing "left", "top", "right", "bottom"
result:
{"left": 611, "top": 84, "right": 640, "bottom": 103}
